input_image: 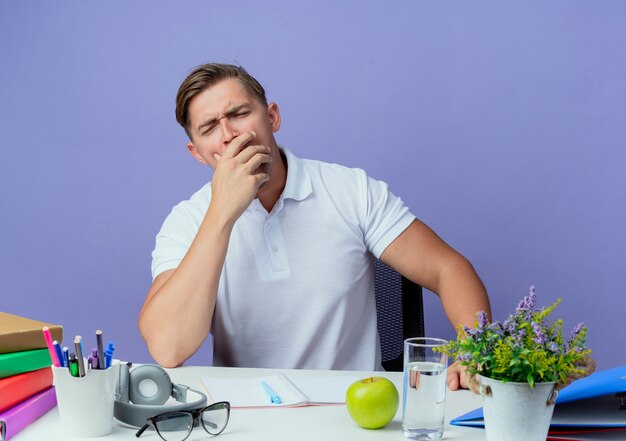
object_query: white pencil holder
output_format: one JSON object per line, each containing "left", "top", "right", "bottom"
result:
{"left": 52, "top": 360, "right": 120, "bottom": 437}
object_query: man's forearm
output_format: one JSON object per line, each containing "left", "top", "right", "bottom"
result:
{"left": 437, "top": 255, "right": 491, "bottom": 331}
{"left": 139, "top": 207, "right": 234, "bottom": 367}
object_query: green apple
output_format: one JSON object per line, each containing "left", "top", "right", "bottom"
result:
{"left": 345, "top": 376, "right": 399, "bottom": 429}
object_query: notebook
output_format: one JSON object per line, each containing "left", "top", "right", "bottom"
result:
{"left": 547, "top": 428, "right": 626, "bottom": 441}
{"left": 0, "top": 312, "right": 63, "bottom": 354}
{"left": 200, "top": 373, "right": 361, "bottom": 408}
{"left": 0, "top": 367, "right": 53, "bottom": 413}
{"left": 0, "top": 386, "right": 57, "bottom": 441}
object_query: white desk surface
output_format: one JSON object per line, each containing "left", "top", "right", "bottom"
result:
{"left": 13, "top": 366, "right": 487, "bottom": 441}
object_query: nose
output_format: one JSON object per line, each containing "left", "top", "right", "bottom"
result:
{"left": 220, "top": 118, "right": 237, "bottom": 144}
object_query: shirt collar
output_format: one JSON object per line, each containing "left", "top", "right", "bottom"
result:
{"left": 280, "top": 146, "right": 312, "bottom": 202}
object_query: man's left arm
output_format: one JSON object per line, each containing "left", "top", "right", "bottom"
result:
{"left": 379, "top": 219, "right": 491, "bottom": 389}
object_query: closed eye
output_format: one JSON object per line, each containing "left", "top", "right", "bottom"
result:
{"left": 198, "top": 105, "right": 251, "bottom": 136}
{"left": 201, "top": 123, "right": 218, "bottom": 136}
{"left": 231, "top": 110, "right": 250, "bottom": 118}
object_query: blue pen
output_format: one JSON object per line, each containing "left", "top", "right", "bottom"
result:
{"left": 62, "top": 346, "right": 70, "bottom": 368}
{"left": 261, "top": 381, "right": 282, "bottom": 404}
{"left": 53, "top": 341, "right": 64, "bottom": 367}
{"left": 104, "top": 341, "right": 115, "bottom": 369}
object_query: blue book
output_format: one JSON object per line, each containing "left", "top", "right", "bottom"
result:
{"left": 451, "top": 365, "right": 626, "bottom": 429}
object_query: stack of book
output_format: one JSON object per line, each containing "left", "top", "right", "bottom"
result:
{"left": 0, "top": 312, "right": 62, "bottom": 441}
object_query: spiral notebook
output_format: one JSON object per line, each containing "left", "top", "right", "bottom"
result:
{"left": 200, "top": 373, "right": 361, "bottom": 408}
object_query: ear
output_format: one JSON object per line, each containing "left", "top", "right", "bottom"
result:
{"left": 267, "top": 102, "right": 281, "bottom": 132}
{"left": 186, "top": 141, "right": 208, "bottom": 165}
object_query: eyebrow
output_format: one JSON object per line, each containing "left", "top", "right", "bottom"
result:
{"left": 197, "top": 104, "right": 251, "bottom": 133}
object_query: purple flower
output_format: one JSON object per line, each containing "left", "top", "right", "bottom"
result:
{"left": 532, "top": 322, "right": 546, "bottom": 345}
{"left": 489, "top": 322, "right": 503, "bottom": 335}
{"left": 548, "top": 341, "right": 559, "bottom": 352}
{"left": 464, "top": 326, "right": 481, "bottom": 340}
{"left": 477, "top": 311, "right": 488, "bottom": 329}
{"left": 567, "top": 322, "right": 587, "bottom": 351}
{"left": 570, "top": 322, "right": 584, "bottom": 338}
{"left": 516, "top": 286, "right": 537, "bottom": 318}
{"left": 503, "top": 316, "right": 516, "bottom": 334}
{"left": 512, "top": 328, "right": 526, "bottom": 348}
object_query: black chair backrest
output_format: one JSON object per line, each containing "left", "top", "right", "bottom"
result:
{"left": 374, "top": 260, "right": 425, "bottom": 372}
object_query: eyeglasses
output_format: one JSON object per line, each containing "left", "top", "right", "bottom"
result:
{"left": 135, "top": 401, "right": 230, "bottom": 441}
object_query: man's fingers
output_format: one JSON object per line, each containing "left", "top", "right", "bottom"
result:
{"left": 254, "top": 171, "right": 271, "bottom": 187}
{"left": 447, "top": 367, "right": 461, "bottom": 391}
{"left": 459, "top": 369, "right": 472, "bottom": 389}
{"left": 245, "top": 152, "right": 273, "bottom": 174}
{"left": 221, "top": 131, "right": 256, "bottom": 159}
{"left": 447, "top": 361, "right": 469, "bottom": 391}
{"left": 237, "top": 143, "right": 271, "bottom": 164}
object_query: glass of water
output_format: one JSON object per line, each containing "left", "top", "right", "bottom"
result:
{"left": 402, "top": 337, "right": 448, "bottom": 440}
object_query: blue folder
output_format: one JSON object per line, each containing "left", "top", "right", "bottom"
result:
{"left": 451, "top": 365, "right": 626, "bottom": 429}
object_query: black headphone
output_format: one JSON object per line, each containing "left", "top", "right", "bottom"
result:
{"left": 114, "top": 363, "right": 208, "bottom": 428}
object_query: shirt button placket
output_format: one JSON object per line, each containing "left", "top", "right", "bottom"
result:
{"left": 264, "top": 220, "right": 277, "bottom": 270}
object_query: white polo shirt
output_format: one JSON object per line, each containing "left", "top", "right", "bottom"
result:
{"left": 151, "top": 148, "right": 415, "bottom": 370}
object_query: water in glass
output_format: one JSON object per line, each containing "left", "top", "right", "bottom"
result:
{"left": 402, "top": 361, "right": 447, "bottom": 440}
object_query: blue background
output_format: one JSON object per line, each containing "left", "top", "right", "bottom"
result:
{"left": 1, "top": 1, "right": 624, "bottom": 369}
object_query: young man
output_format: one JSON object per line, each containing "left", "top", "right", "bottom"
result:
{"left": 139, "top": 63, "right": 489, "bottom": 389}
